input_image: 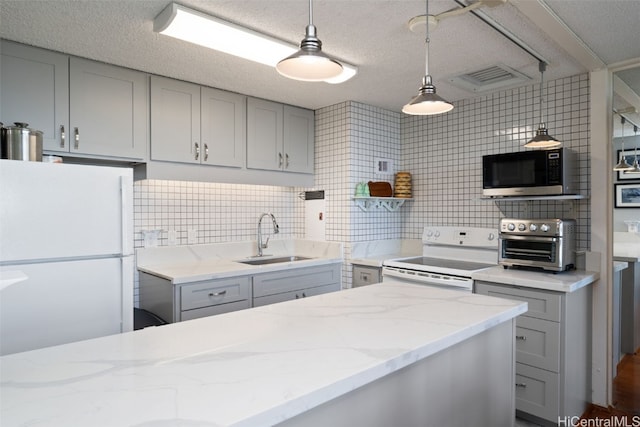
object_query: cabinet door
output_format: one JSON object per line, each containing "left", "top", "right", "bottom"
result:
{"left": 1, "top": 41, "right": 69, "bottom": 152}
{"left": 253, "top": 264, "right": 341, "bottom": 298}
{"left": 201, "top": 87, "right": 245, "bottom": 167}
{"left": 283, "top": 105, "right": 314, "bottom": 173}
{"left": 253, "top": 283, "right": 339, "bottom": 307}
{"left": 69, "top": 58, "right": 147, "bottom": 160}
{"left": 352, "top": 265, "right": 382, "bottom": 287}
{"left": 150, "top": 75, "right": 200, "bottom": 163}
{"left": 246, "top": 97, "right": 283, "bottom": 171}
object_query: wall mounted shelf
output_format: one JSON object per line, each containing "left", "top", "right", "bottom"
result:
{"left": 480, "top": 194, "right": 586, "bottom": 202}
{"left": 352, "top": 197, "right": 411, "bottom": 212}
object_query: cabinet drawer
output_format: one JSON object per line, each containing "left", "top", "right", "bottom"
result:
{"left": 352, "top": 265, "right": 381, "bottom": 287}
{"left": 180, "top": 277, "right": 250, "bottom": 311}
{"left": 516, "top": 316, "right": 560, "bottom": 372}
{"left": 253, "top": 264, "right": 341, "bottom": 298}
{"left": 515, "top": 362, "right": 559, "bottom": 422}
{"left": 475, "top": 281, "right": 562, "bottom": 322}
{"left": 253, "top": 283, "right": 339, "bottom": 307}
{"left": 180, "top": 300, "right": 251, "bottom": 321}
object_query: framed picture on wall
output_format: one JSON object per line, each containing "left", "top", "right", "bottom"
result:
{"left": 616, "top": 149, "right": 640, "bottom": 181}
{"left": 615, "top": 183, "right": 640, "bottom": 208}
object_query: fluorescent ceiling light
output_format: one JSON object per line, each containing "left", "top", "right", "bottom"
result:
{"left": 154, "top": 3, "right": 356, "bottom": 84}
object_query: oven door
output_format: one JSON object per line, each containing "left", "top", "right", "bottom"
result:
{"left": 382, "top": 266, "right": 473, "bottom": 292}
{"left": 498, "top": 234, "right": 560, "bottom": 269}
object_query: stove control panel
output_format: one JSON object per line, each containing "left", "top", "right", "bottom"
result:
{"left": 423, "top": 226, "right": 498, "bottom": 248}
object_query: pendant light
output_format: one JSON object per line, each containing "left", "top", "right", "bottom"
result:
{"left": 402, "top": 0, "right": 453, "bottom": 115}
{"left": 525, "top": 61, "right": 561, "bottom": 148}
{"left": 276, "top": 0, "right": 343, "bottom": 82}
{"left": 613, "top": 116, "right": 634, "bottom": 171}
{"left": 630, "top": 125, "right": 640, "bottom": 173}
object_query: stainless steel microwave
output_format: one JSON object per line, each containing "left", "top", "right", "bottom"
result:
{"left": 482, "top": 148, "right": 577, "bottom": 197}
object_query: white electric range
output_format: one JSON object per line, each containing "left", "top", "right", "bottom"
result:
{"left": 382, "top": 226, "right": 499, "bottom": 292}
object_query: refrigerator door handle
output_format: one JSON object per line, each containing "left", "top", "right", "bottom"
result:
{"left": 120, "top": 175, "right": 133, "bottom": 256}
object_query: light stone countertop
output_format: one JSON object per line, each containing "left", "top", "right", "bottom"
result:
{"left": 613, "top": 232, "right": 640, "bottom": 262}
{"left": 350, "top": 239, "right": 422, "bottom": 267}
{"left": 472, "top": 266, "right": 599, "bottom": 293}
{"left": 0, "top": 281, "right": 526, "bottom": 427}
{"left": 137, "top": 239, "right": 343, "bottom": 284}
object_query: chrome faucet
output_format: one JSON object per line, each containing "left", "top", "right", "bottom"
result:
{"left": 257, "top": 213, "right": 279, "bottom": 256}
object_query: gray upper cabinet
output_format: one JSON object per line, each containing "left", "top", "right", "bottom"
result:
{"left": 283, "top": 105, "right": 314, "bottom": 173}
{"left": 150, "top": 76, "right": 201, "bottom": 164}
{"left": 247, "top": 98, "right": 314, "bottom": 174}
{"left": 150, "top": 76, "right": 245, "bottom": 168}
{"left": 201, "top": 87, "right": 245, "bottom": 168}
{"left": 69, "top": 58, "right": 147, "bottom": 160}
{"left": 0, "top": 41, "right": 147, "bottom": 161}
{"left": 1, "top": 40, "right": 69, "bottom": 151}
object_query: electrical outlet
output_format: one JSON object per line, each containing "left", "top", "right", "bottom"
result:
{"left": 187, "top": 228, "right": 197, "bottom": 244}
{"left": 168, "top": 229, "right": 177, "bottom": 246}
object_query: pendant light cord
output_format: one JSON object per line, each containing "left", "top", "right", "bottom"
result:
{"left": 538, "top": 61, "right": 546, "bottom": 125}
{"left": 308, "top": 0, "right": 313, "bottom": 26}
{"left": 424, "top": 0, "right": 430, "bottom": 77}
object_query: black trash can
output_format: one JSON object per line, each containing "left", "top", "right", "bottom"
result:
{"left": 134, "top": 308, "right": 168, "bottom": 330}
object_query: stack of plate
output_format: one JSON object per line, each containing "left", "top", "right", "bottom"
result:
{"left": 394, "top": 172, "right": 412, "bottom": 198}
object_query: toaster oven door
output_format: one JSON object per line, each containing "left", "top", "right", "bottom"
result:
{"left": 499, "top": 235, "right": 560, "bottom": 270}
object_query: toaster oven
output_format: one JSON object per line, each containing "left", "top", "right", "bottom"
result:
{"left": 498, "top": 218, "right": 576, "bottom": 272}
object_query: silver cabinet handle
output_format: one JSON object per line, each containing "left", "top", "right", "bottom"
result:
{"left": 516, "top": 335, "right": 527, "bottom": 341}
{"left": 285, "top": 153, "right": 290, "bottom": 168}
{"left": 278, "top": 152, "right": 283, "bottom": 168}
{"left": 515, "top": 383, "right": 527, "bottom": 388}
{"left": 74, "top": 127, "right": 79, "bottom": 149}
{"left": 194, "top": 142, "right": 200, "bottom": 160}
{"left": 60, "top": 125, "right": 66, "bottom": 148}
{"left": 208, "top": 290, "right": 227, "bottom": 297}
{"left": 204, "top": 144, "right": 209, "bottom": 161}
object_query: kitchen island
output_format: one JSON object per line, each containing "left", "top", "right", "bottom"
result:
{"left": 0, "top": 281, "right": 526, "bottom": 427}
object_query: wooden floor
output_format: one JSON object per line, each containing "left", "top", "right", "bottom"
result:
{"left": 581, "top": 349, "right": 640, "bottom": 422}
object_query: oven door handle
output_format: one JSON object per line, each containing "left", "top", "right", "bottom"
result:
{"left": 504, "top": 248, "right": 551, "bottom": 255}
{"left": 500, "top": 235, "right": 558, "bottom": 243}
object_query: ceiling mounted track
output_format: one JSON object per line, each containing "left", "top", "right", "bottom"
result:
{"left": 452, "top": 0, "right": 548, "bottom": 66}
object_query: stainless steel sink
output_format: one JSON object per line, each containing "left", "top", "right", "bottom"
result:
{"left": 237, "top": 256, "right": 311, "bottom": 265}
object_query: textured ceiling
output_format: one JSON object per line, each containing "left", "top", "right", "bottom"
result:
{"left": 1, "top": 0, "right": 639, "bottom": 115}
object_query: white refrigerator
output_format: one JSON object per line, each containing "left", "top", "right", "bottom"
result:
{"left": 0, "top": 160, "right": 134, "bottom": 355}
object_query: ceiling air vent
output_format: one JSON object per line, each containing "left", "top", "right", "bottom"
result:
{"left": 448, "top": 64, "right": 531, "bottom": 93}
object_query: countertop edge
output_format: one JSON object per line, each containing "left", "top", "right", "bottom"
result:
{"left": 139, "top": 257, "right": 344, "bottom": 284}
{"left": 472, "top": 266, "right": 599, "bottom": 293}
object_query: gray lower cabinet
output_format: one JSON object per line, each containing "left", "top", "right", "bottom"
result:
{"left": 139, "top": 272, "right": 251, "bottom": 323}
{"left": 252, "top": 264, "right": 341, "bottom": 307}
{"left": 475, "top": 281, "right": 592, "bottom": 426}
{"left": 139, "top": 264, "right": 341, "bottom": 323}
{"left": 352, "top": 264, "right": 382, "bottom": 287}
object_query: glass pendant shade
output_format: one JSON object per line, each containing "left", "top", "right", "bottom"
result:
{"left": 524, "top": 123, "right": 562, "bottom": 148}
{"left": 631, "top": 126, "right": 640, "bottom": 173}
{"left": 276, "top": 24, "right": 343, "bottom": 81}
{"left": 402, "top": 75, "right": 454, "bottom": 115}
{"left": 525, "top": 62, "right": 561, "bottom": 148}
{"left": 276, "top": 0, "right": 343, "bottom": 82}
{"left": 402, "top": 0, "right": 453, "bottom": 116}
{"left": 613, "top": 117, "right": 634, "bottom": 171}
